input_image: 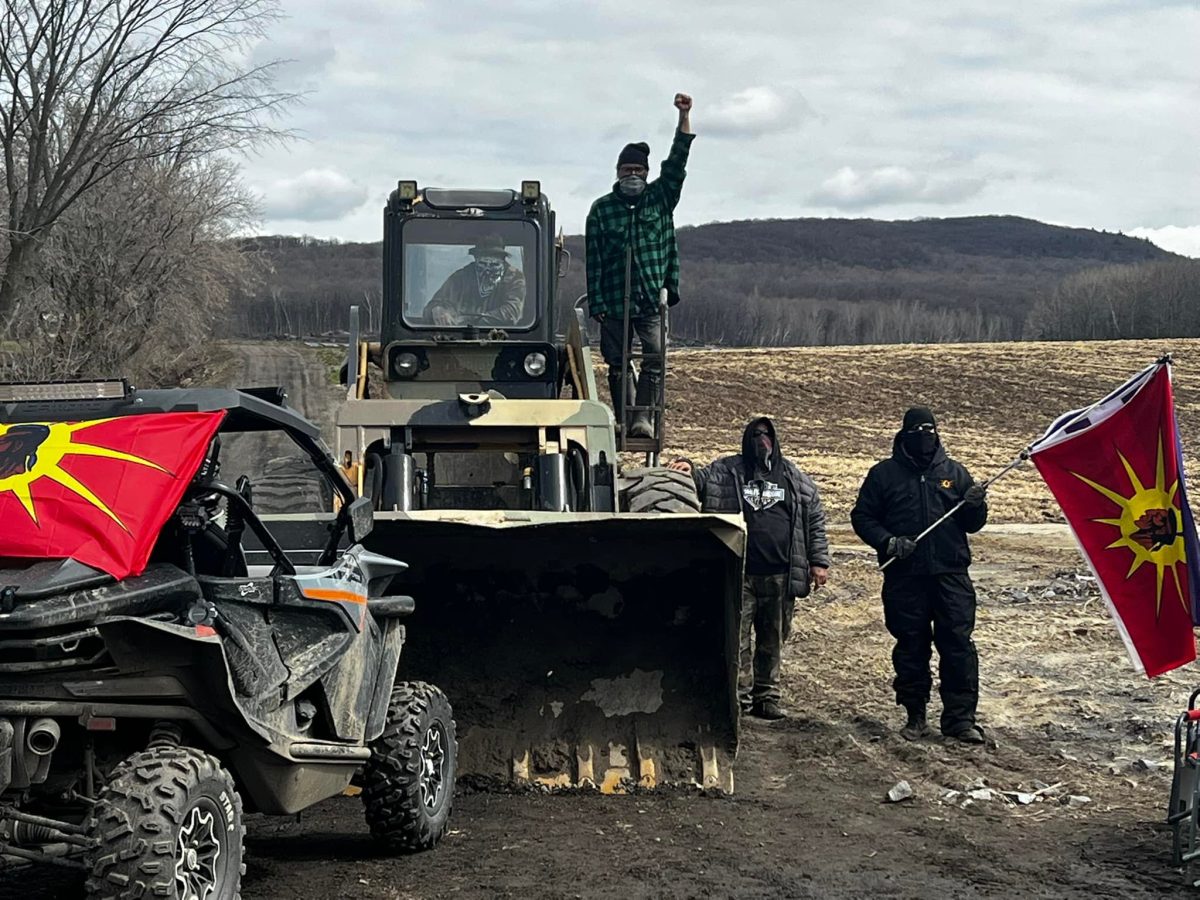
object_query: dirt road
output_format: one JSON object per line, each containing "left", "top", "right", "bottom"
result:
{"left": 213, "top": 340, "right": 345, "bottom": 487}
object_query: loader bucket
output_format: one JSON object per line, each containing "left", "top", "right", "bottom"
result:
{"left": 366, "top": 510, "right": 745, "bottom": 793}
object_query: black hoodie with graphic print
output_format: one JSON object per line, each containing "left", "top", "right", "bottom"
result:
{"left": 739, "top": 418, "right": 792, "bottom": 575}
{"left": 688, "top": 416, "right": 831, "bottom": 597}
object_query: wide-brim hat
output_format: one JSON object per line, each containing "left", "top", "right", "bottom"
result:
{"left": 468, "top": 234, "right": 509, "bottom": 258}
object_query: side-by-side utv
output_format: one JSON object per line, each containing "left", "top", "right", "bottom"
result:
{"left": 0, "top": 380, "right": 455, "bottom": 898}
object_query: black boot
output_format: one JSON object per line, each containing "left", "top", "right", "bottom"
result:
{"left": 752, "top": 698, "right": 785, "bottom": 720}
{"left": 900, "top": 704, "right": 929, "bottom": 741}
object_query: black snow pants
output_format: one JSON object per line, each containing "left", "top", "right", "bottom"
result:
{"left": 881, "top": 572, "right": 979, "bottom": 734}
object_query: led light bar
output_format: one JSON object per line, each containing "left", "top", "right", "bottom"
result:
{"left": 0, "top": 379, "right": 130, "bottom": 403}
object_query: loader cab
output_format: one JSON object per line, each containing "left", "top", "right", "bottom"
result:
{"left": 380, "top": 182, "right": 569, "bottom": 400}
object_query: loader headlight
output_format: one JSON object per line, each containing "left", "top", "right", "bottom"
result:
{"left": 523, "top": 351, "right": 547, "bottom": 377}
{"left": 393, "top": 352, "right": 419, "bottom": 379}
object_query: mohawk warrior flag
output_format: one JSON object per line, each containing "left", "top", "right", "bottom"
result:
{"left": 0, "top": 412, "right": 225, "bottom": 579}
{"left": 1029, "top": 359, "right": 1199, "bottom": 677}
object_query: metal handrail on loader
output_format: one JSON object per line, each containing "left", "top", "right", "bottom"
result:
{"left": 575, "top": 290, "right": 668, "bottom": 467}
{"left": 602, "top": 244, "right": 669, "bottom": 466}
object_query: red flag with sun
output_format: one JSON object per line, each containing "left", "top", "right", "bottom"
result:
{"left": 1030, "top": 360, "right": 1198, "bottom": 677}
{"left": 0, "top": 412, "right": 225, "bottom": 579}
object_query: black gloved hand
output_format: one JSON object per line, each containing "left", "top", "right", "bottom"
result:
{"left": 886, "top": 536, "right": 918, "bottom": 560}
{"left": 964, "top": 484, "right": 987, "bottom": 507}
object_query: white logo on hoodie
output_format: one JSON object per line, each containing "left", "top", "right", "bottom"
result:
{"left": 742, "top": 480, "right": 785, "bottom": 511}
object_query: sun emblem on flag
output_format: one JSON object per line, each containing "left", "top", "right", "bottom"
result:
{"left": 0, "top": 420, "right": 166, "bottom": 530}
{"left": 1072, "top": 431, "right": 1188, "bottom": 618}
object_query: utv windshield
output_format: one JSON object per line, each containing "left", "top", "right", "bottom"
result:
{"left": 400, "top": 219, "right": 538, "bottom": 331}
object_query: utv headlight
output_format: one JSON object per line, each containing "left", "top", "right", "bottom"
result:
{"left": 523, "top": 351, "right": 547, "bottom": 377}
{"left": 393, "top": 352, "right": 419, "bottom": 378}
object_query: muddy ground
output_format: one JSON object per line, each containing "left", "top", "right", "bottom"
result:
{"left": 9, "top": 338, "right": 1200, "bottom": 897}
{"left": 229, "top": 526, "right": 1199, "bottom": 899}
{"left": 244, "top": 339, "right": 1200, "bottom": 897}
{"left": 231, "top": 338, "right": 1200, "bottom": 898}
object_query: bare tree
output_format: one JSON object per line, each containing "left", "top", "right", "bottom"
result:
{"left": 0, "top": 0, "right": 293, "bottom": 321}
{"left": 0, "top": 145, "right": 258, "bottom": 384}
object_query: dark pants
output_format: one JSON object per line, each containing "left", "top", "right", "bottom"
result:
{"left": 739, "top": 573, "right": 793, "bottom": 706}
{"left": 882, "top": 572, "right": 979, "bottom": 733}
{"left": 599, "top": 314, "right": 663, "bottom": 426}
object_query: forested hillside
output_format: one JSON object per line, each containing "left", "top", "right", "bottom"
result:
{"left": 226, "top": 215, "right": 1194, "bottom": 345}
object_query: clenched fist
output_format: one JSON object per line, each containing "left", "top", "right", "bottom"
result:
{"left": 674, "top": 93, "right": 693, "bottom": 112}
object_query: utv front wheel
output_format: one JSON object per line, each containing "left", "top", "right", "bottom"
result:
{"left": 362, "top": 681, "right": 457, "bottom": 852}
{"left": 85, "top": 745, "right": 245, "bottom": 900}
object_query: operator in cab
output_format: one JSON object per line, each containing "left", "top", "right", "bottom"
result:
{"left": 425, "top": 234, "right": 526, "bottom": 327}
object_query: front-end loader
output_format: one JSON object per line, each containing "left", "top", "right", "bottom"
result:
{"left": 276, "top": 181, "right": 745, "bottom": 792}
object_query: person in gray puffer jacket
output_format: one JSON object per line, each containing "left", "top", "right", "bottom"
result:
{"left": 669, "top": 416, "right": 831, "bottom": 720}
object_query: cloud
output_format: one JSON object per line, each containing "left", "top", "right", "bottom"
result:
{"left": 704, "top": 86, "right": 811, "bottom": 138}
{"left": 809, "top": 166, "right": 986, "bottom": 210}
{"left": 258, "top": 169, "right": 369, "bottom": 222}
{"left": 1128, "top": 226, "right": 1200, "bottom": 259}
{"left": 250, "top": 30, "right": 336, "bottom": 86}
{"left": 236, "top": 1, "right": 1199, "bottom": 237}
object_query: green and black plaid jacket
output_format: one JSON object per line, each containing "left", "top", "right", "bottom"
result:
{"left": 585, "top": 129, "right": 695, "bottom": 320}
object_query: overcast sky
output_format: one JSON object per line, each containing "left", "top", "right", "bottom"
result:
{"left": 240, "top": 0, "right": 1200, "bottom": 256}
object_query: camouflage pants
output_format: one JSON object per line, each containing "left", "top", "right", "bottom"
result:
{"left": 739, "top": 573, "right": 794, "bottom": 706}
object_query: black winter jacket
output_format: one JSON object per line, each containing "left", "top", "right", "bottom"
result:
{"left": 690, "top": 418, "right": 831, "bottom": 598}
{"left": 850, "top": 433, "right": 987, "bottom": 576}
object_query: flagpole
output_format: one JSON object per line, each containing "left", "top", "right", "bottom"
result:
{"left": 879, "top": 451, "right": 1031, "bottom": 571}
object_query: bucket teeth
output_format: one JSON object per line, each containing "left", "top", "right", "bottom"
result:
{"left": 505, "top": 740, "right": 732, "bottom": 792}
{"left": 512, "top": 749, "right": 531, "bottom": 783}
{"left": 576, "top": 743, "right": 596, "bottom": 789}
{"left": 700, "top": 743, "right": 733, "bottom": 793}
{"left": 600, "top": 742, "right": 631, "bottom": 795}
{"left": 636, "top": 737, "right": 658, "bottom": 789}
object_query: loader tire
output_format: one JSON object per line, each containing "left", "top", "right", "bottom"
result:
{"left": 362, "top": 681, "right": 457, "bottom": 853}
{"left": 84, "top": 745, "right": 244, "bottom": 900}
{"left": 619, "top": 466, "right": 701, "bottom": 514}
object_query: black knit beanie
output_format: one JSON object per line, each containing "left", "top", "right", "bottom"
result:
{"left": 617, "top": 142, "right": 650, "bottom": 169}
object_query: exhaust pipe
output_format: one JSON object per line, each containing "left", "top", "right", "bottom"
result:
{"left": 26, "top": 718, "right": 60, "bottom": 756}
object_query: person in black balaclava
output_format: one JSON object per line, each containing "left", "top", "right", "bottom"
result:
{"left": 668, "top": 416, "right": 831, "bottom": 720}
{"left": 850, "top": 407, "right": 988, "bottom": 744}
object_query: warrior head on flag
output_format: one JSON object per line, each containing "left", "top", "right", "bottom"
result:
{"left": 1029, "top": 357, "right": 1200, "bottom": 678}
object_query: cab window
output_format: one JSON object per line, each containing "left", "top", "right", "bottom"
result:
{"left": 400, "top": 220, "right": 538, "bottom": 331}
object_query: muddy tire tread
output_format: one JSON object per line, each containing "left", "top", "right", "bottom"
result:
{"left": 84, "top": 745, "right": 244, "bottom": 900}
{"left": 619, "top": 466, "right": 701, "bottom": 513}
{"left": 361, "top": 681, "right": 457, "bottom": 853}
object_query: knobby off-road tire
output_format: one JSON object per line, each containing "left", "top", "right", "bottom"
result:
{"left": 618, "top": 466, "right": 702, "bottom": 514}
{"left": 84, "top": 745, "right": 245, "bottom": 900}
{"left": 362, "top": 681, "right": 457, "bottom": 853}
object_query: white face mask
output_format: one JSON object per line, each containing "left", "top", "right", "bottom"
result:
{"left": 618, "top": 175, "right": 647, "bottom": 198}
